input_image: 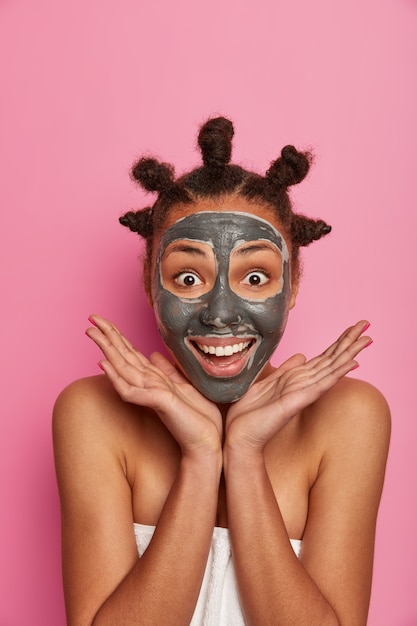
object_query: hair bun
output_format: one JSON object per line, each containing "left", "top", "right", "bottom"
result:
{"left": 291, "top": 214, "right": 332, "bottom": 247}
{"left": 119, "top": 207, "right": 154, "bottom": 237}
{"left": 131, "top": 158, "right": 175, "bottom": 193}
{"left": 266, "top": 145, "right": 311, "bottom": 189}
{"left": 198, "top": 117, "right": 234, "bottom": 169}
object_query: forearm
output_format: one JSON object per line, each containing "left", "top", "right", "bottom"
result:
{"left": 223, "top": 447, "right": 339, "bottom": 626}
{"left": 92, "top": 453, "right": 222, "bottom": 626}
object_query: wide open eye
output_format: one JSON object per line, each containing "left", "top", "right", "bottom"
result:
{"left": 229, "top": 240, "right": 284, "bottom": 299}
{"left": 174, "top": 271, "right": 204, "bottom": 288}
{"left": 160, "top": 239, "right": 215, "bottom": 297}
{"left": 241, "top": 270, "right": 270, "bottom": 287}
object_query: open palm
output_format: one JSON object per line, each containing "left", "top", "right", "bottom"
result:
{"left": 225, "top": 320, "right": 372, "bottom": 450}
{"left": 86, "top": 315, "right": 223, "bottom": 455}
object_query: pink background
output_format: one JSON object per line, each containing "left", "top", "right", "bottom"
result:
{"left": 1, "top": 0, "right": 416, "bottom": 624}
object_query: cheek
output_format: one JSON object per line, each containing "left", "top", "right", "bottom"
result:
{"left": 154, "top": 290, "right": 199, "bottom": 337}
{"left": 246, "top": 295, "right": 289, "bottom": 335}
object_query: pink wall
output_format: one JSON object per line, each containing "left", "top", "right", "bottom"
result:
{"left": 1, "top": 0, "right": 416, "bottom": 623}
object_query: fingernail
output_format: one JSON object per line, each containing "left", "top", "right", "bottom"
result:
{"left": 98, "top": 361, "right": 104, "bottom": 371}
{"left": 362, "top": 322, "right": 370, "bottom": 332}
{"left": 365, "top": 338, "right": 373, "bottom": 348}
{"left": 88, "top": 316, "right": 98, "bottom": 327}
{"left": 351, "top": 362, "right": 360, "bottom": 370}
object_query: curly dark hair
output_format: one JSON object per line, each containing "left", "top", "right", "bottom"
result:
{"left": 120, "top": 117, "right": 331, "bottom": 295}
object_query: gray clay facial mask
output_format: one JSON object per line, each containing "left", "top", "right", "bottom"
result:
{"left": 152, "top": 211, "right": 292, "bottom": 403}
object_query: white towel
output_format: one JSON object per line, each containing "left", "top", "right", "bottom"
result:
{"left": 133, "top": 523, "right": 301, "bottom": 625}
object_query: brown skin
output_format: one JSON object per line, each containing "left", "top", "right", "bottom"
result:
{"left": 53, "top": 196, "right": 391, "bottom": 625}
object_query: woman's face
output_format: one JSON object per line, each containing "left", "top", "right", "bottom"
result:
{"left": 150, "top": 196, "right": 296, "bottom": 403}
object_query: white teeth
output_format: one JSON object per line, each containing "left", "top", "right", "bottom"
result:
{"left": 197, "top": 340, "right": 251, "bottom": 356}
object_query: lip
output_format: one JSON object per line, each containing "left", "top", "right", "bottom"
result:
{"left": 185, "top": 334, "right": 259, "bottom": 378}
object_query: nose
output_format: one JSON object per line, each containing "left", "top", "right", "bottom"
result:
{"left": 199, "top": 287, "right": 242, "bottom": 329}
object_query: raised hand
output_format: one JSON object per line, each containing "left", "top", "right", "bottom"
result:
{"left": 86, "top": 315, "right": 223, "bottom": 457}
{"left": 225, "top": 320, "right": 372, "bottom": 451}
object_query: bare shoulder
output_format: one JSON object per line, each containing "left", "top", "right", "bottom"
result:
{"left": 305, "top": 376, "right": 391, "bottom": 454}
{"left": 52, "top": 374, "right": 174, "bottom": 493}
{"left": 53, "top": 374, "right": 141, "bottom": 443}
{"left": 52, "top": 375, "right": 153, "bottom": 493}
{"left": 54, "top": 373, "right": 128, "bottom": 419}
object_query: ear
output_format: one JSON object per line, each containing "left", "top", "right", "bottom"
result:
{"left": 145, "top": 289, "right": 153, "bottom": 307}
{"left": 143, "top": 261, "right": 153, "bottom": 307}
{"left": 289, "top": 282, "right": 299, "bottom": 309}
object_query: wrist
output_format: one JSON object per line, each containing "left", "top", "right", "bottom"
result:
{"left": 223, "top": 429, "right": 266, "bottom": 457}
{"left": 223, "top": 442, "right": 265, "bottom": 476}
{"left": 181, "top": 447, "right": 223, "bottom": 479}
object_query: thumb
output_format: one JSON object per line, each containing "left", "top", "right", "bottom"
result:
{"left": 274, "top": 353, "right": 307, "bottom": 377}
{"left": 149, "top": 352, "right": 188, "bottom": 384}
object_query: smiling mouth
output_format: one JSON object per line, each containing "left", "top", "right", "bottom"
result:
{"left": 194, "top": 339, "right": 253, "bottom": 357}
{"left": 186, "top": 336, "right": 257, "bottom": 377}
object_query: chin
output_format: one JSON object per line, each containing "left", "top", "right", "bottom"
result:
{"left": 191, "top": 374, "right": 255, "bottom": 404}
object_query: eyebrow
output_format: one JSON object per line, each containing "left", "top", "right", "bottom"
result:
{"left": 164, "top": 243, "right": 210, "bottom": 258}
{"left": 233, "top": 242, "right": 280, "bottom": 256}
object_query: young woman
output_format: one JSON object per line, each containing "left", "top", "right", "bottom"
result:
{"left": 53, "top": 117, "right": 390, "bottom": 625}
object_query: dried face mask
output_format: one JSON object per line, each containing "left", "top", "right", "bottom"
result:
{"left": 152, "top": 211, "right": 292, "bottom": 403}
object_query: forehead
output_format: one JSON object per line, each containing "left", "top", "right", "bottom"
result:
{"left": 163, "top": 195, "right": 282, "bottom": 228}
{"left": 158, "top": 211, "right": 287, "bottom": 258}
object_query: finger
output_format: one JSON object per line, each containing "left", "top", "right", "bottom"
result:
{"left": 306, "top": 359, "right": 360, "bottom": 394}
{"left": 87, "top": 315, "right": 149, "bottom": 368}
{"left": 303, "top": 321, "right": 371, "bottom": 374}
{"left": 88, "top": 315, "right": 136, "bottom": 351}
{"left": 279, "top": 331, "right": 368, "bottom": 391}
{"left": 306, "top": 336, "right": 370, "bottom": 375}
{"left": 269, "top": 354, "right": 307, "bottom": 380}
{"left": 98, "top": 358, "right": 163, "bottom": 407}
{"left": 321, "top": 320, "right": 370, "bottom": 360}
{"left": 86, "top": 332, "right": 155, "bottom": 392}
{"left": 87, "top": 315, "right": 121, "bottom": 343}
{"left": 149, "top": 352, "right": 189, "bottom": 384}
{"left": 86, "top": 326, "right": 139, "bottom": 367}
{"left": 86, "top": 320, "right": 177, "bottom": 395}
{"left": 278, "top": 359, "right": 359, "bottom": 406}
